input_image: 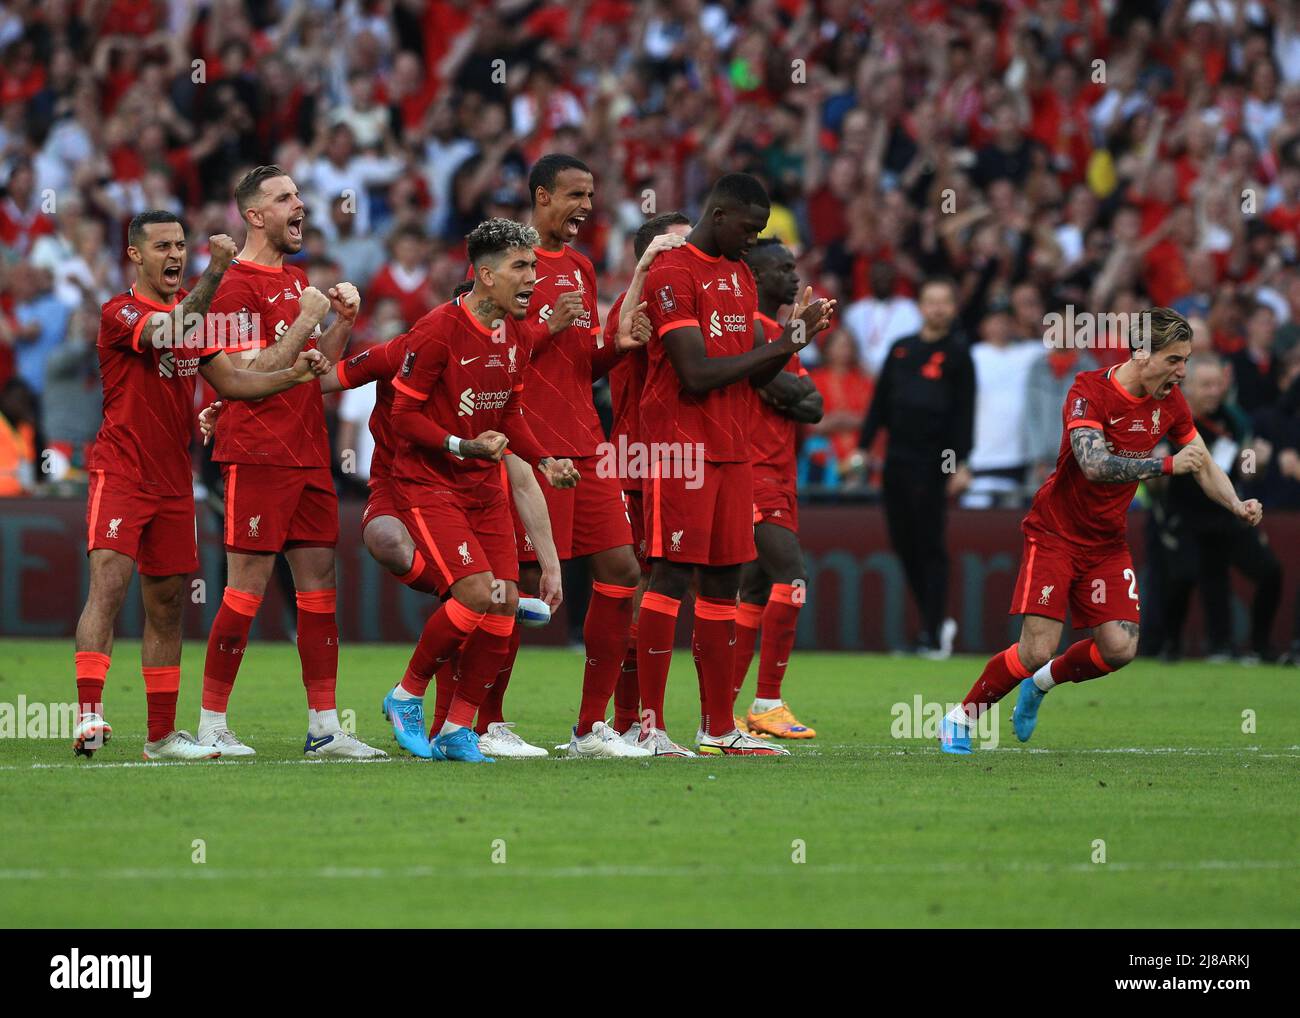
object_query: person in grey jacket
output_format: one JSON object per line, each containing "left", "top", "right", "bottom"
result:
{"left": 1025, "top": 346, "right": 1099, "bottom": 487}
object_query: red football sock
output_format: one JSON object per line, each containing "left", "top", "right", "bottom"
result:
{"left": 636, "top": 592, "right": 680, "bottom": 733}
{"left": 446, "top": 613, "right": 515, "bottom": 729}
{"left": 961, "top": 644, "right": 1032, "bottom": 717}
{"left": 732, "top": 601, "right": 763, "bottom": 706}
{"left": 142, "top": 666, "right": 181, "bottom": 742}
{"left": 1050, "top": 639, "right": 1114, "bottom": 684}
{"left": 576, "top": 581, "right": 636, "bottom": 735}
{"left": 74, "top": 651, "right": 110, "bottom": 716}
{"left": 694, "top": 596, "right": 738, "bottom": 738}
{"left": 396, "top": 549, "right": 445, "bottom": 595}
{"left": 757, "top": 583, "right": 801, "bottom": 701}
{"left": 613, "top": 620, "right": 640, "bottom": 732}
{"left": 401, "top": 598, "right": 483, "bottom": 696}
{"left": 429, "top": 657, "right": 457, "bottom": 736}
{"left": 296, "top": 589, "right": 338, "bottom": 711}
{"left": 202, "top": 588, "right": 262, "bottom": 712}
{"left": 476, "top": 626, "right": 521, "bottom": 734}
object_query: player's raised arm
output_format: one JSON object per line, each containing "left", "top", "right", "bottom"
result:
{"left": 244, "top": 285, "right": 333, "bottom": 372}
{"left": 314, "top": 281, "right": 361, "bottom": 361}
{"left": 1183, "top": 430, "right": 1264, "bottom": 525}
{"left": 1069, "top": 425, "right": 1206, "bottom": 482}
{"left": 139, "top": 233, "right": 237, "bottom": 350}
{"left": 504, "top": 453, "right": 563, "bottom": 609}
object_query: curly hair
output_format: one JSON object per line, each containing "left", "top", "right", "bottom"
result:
{"left": 466, "top": 218, "right": 540, "bottom": 267}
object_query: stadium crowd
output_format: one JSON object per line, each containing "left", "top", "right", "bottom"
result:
{"left": 0, "top": 0, "right": 1298, "bottom": 655}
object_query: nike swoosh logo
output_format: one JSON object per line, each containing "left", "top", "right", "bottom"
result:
{"left": 305, "top": 734, "right": 334, "bottom": 752}
{"left": 267, "top": 293, "right": 281, "bottom": 303}
{"left": 1109, "top": 416, "right": 1124, "bottom": 425}
{"left": 776, "top": 660, "right": 789, "bottom": 667}
{"left": 534, "top": 276, "right": 547, "bottom": 285}
{"left": 460, "top": 356, "right": 480, "bottom": 365}
{"left": 702, "top": 281, "right": 713, "bottom": 289}
{"left": 648, "top": 648, "right": 672, "bottom": 655}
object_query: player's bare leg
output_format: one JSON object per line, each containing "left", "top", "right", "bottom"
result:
{"left": 71, "top": 549, "right": 135, "bottom": 757}
{"left": 138, "top": 575, "right": 219, "bottom": 761}
{"left": 363, "top": 515, "right": 415, "bottom": 575}
{"left": 565, "top": 543, "right": 647, "bottom": 757}
{"left": 1013, "top": 619, "right": 1139, "bottom": 743}
{"left": 944, "top": 614, "right": 1063, "bottom": 755}
{"left": 432, "top": 573, "right": 519, "bottom": 763}
{"left": 739, "top": 522, "right": 814, "bottom": 739}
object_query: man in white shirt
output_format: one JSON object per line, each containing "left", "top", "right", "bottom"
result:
{"left": 842, "top": 262, "right": 922, "bottom": 376}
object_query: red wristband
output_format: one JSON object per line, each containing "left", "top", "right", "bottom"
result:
{"left": 1161, "top": 455, "right": 1174, "bottom": 475}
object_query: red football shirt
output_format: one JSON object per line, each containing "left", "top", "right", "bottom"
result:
{"left": 207, "top": 260, "right": 329, "bottom": 469}
{"left": 336, "top": 336, "right": 408, "bottom": 490}
{"left": 750, "top": 310, "right": 807, "bottom": 486}
{"left": 521, "top": 244, "right": 604, "bottom": 457}
{"left": 90, "top": 287, "right": 218, "bottom": 497}
{"left": 642, "top": 243, "right": 756, "bottom": 463}
{"left": 1024, "top": 366, "right": 1197, "bottom": 547}
{"left": 390, "top": 297, "right": 532, "bottom": 507}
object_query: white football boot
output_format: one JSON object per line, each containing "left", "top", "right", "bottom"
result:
{"left": 476, "top": 722, "right": 548, "bottom": 758}
{"left": 197, "top": 725, "right": 256, "bottom": 757}
{"left": 566, "top": 720, "right": 651, "bottom": 758}
{"left": 697, "top": 728, "right": 791, "bottom": 756}
{"left": 143, "top": 730, "right": 222, "bottom": 761}
{"left": 303, "top": 729, "right": 388, "bottom": 759}
{"left": 620, "top": 721, "right": 642, "bottom": 745}
{"left": 636, "top": 726, "right": 697, "bottom": 757}
{"left": 72, "top": 713, "right": 112, "bottom": 758}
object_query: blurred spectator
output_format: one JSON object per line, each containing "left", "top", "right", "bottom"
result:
{"left": 1025, "top": 341, "right": 1099, "bottom": 488}
{"left": 841, "top": 262, "right": 922, "bottom": 377}
{"left": 1148, "top": 354, "right": 1280, "bottom": 661}
{"left": 1230, "top": 301, "right": 1280, "bottom": 412}
{"left": 963, "top": 305, "right": 1043, "bottom": 508}
{"left": 367, "top": 225, "right": 435, "bottom": 329}
{"left": 0, "top": 377, "right": 36, "bottom": 495}
{"left": 41, "top": 306, "right": 100, "bottom": 481}
{"left": 324, "top": 194, "right": 386, "bottom": 290}
{"left": 8, "top": 263, "right": 69, "bottom": 399}
{"left": 804, "top": 327, "right": 873, "bottom": 486}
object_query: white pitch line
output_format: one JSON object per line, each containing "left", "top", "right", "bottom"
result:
{"left": 0, "top": 859, "right": 1293, "bottom": 882}
{"left": 0, "top": 745, "right": 1297, "bottom": 772}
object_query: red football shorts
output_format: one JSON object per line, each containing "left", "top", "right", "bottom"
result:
{"left": 221, "top": 463, "right": 339, "bottom": 553}
{"left": 646, "top": 459, "right": 755, "bottom": 566}
{"left": 360, "top": 479, "right": 400, "bottom": 531}
{"left": 510, "top": 454, "right": 632, "bottom": 562}
{"left": 752, "top": 475, "right": 798, "bottom": 533}
{"left": 86, "top": 470, "right": 197, "bottom": 576}
{"left": 403, "top": 485, "right": 518, "bottom": 596}
{"left": 1010, "top": 527, "right": 1141, "bottom": 628}
{"left": 625, "top": 488, "right": 647, "bottom": 567}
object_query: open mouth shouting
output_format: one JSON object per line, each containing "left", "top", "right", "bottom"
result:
{"left": 162, "top": 263, "right": 183, "bottom": 288}
{"left": 513, "top": 287, "right": 534, "bottom": 314}
{"left": 287, "top": 212, "right": 304, "bottom": 245}
{"left": 564, "top": 212, "right": 586, "bottom": 240}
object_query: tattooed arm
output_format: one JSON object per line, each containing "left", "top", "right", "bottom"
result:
{"left": 1069, "top": 426, "right": 1208, "bottom": 482}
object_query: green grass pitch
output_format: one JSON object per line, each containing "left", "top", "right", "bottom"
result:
{"left": 1, "top": 638, "right": 1296, "bottom": 928}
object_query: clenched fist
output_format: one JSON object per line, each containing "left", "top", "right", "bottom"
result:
{"left": 461, "top": 430, "right": 509, "bottom": 461}
{"left": 1233, "top": 498, "right": 1264, "bottom": 526}
{"left": 541, "top": 457, "right": 580, "bottom": 489}
{"left": 328, "top": 282, "right": 361, "bottom": 322}
{"left": 293, "top": 348, "right": 331, "bottom": 380}
{"left": 208, "top": 234, "right": 238, "bottom": 271}
{"left": 614, "top": 301, "right": 651, "bottom": 353}
{"left": 548, "top": 290, "right": 586, "bottom": 334}
{"left": 299, "top": 286, "right": 330, "bottom": 323}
